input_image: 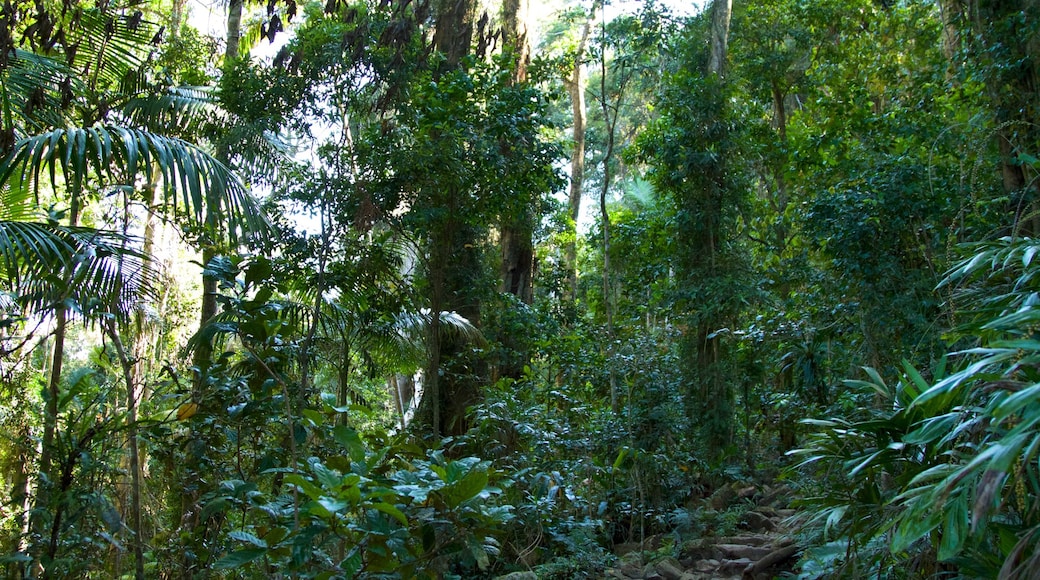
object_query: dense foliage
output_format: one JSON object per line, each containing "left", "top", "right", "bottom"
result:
{"left": 0, "top": 0, "right": 1038, "bottom": 578}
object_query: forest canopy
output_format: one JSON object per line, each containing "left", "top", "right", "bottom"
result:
{"left": 1, "top": 0, "right": 1039, "bottom": 578}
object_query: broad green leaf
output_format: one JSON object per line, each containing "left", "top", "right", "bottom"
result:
{"left": 333, "top": 425, "right": 367, "bottom": 463}
{"left": 442, "top": 468, "right": 489, "bottom": 509}
{"left": 229, "top": 530, "right": 268, "bottom": 548}
{"left": 370, "top": 502, "right": 408, "bottom": 525}
{"left": 340, "top": 547, "right": 362, "bottom": 579}
{"left": 200, "top": 497, "right": 230, "bottom": 521}
{"left": 214, "top": 547, "right": 267, "bottom": 569}
{"left": 284, "top": 474, "right": 322, "bottom": 500}
{"left": 892, "top": 508, "right": 942, "bottom": 553}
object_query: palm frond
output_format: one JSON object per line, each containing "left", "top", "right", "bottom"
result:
{"left": 2, "top": 50, "right": 86, "bottom": 132}
{"left": 122, "top": 86, "right": 228, "bottom": 137}
{"left": 0, "top": 126, "right": 270, "bottom": 242}
{"left": 70, "top": 9, "right": 157, "bottom": 94}
{"left": 0, "top": 219, "right": 159, "bottom": 319}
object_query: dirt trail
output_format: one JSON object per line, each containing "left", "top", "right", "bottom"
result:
{"left": 604, "top": 485, "right": 801, "bottom": 580}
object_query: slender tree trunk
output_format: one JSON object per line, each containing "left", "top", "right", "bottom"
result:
{"left": 104, "top": 321, "right": 145, "bottom": 580}
{"left": 225, "top": 0, "right": 244, "bottom": 62}
{"left": 770, "top": 80, "right": 789, "bottom": 251}
{"left": 170, "top": 0, "right": 187, "bottom": 42}
{"left": 598, "top": 2, "right": 618, "bottom": 415}
{"left": 178, "top": 4, "right": 243, "bottom": 573}
{"left": 565, "top": 18, "right": 591, "bottom": 303}
{"left": 693, "top": 0, "right": 734, "bottom": 456}
{"left": 31, "top": 191, "right": 82, "bottom": 576}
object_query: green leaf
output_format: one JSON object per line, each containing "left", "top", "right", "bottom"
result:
{"left": 340, "top": 546, "right": 363, "bottom": 579}
{"left": 302, "top": 409, "right": 324, "bottom": 427}
{"left": 333, "top": 425, "right": 367, "bottom": 463}
{"left": 312, "top": 461, "right": 342, "bottom": 491}
{"left": 284, "top": 474, "right": 322, "bottom": 500}
{"left": 612, "top": 447, "right": 629, "bottom": 471}
{"left": 214, "top": 547, "right": 267, "bottom": 569}
{"left": 229, "top": 530, "right": 268, "bottom": 548}
{"left": 892, "top": 507, "right": 942, "bottom": 553}
{"left": 370, "top": 502, "right": 408, "bottom": 525}
{"left": 937, "top": 495, "right": 968, "bottom": 560}
{"left": 200, "top": 497, "right": 230, "bottom": 521}
{"left": 442, "top": 468, "right": 489, "bottom": 509}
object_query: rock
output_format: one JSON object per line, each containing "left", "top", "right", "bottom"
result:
{"left": 754, "top": 506, "right": 778, "bottom": 518}
{"left": 739, "top": 510, "right": 777, "bottom": 533}
{"left": 694, "top": 559, "right": 719, "bottom": 572}
{"left": 616, "top": 542, "right": 642, "bottom": 557}
{"left": 620, "top": 562, "right": 645, "bottom": 578}
{"left": 717, "top": 535, "right": 771, "bottom": 547}
{"left": 708, "top": 485, "right": 737, "bottom": 510}
{"left": 616, "top": 535, "right": 663, "bottom": 557}
{"left": 654, "top": 557, "right": 685, "bottom": 580}
{"left": 743, "top": 545, "right": 801, "bottom": 578}
{"left": 718, "top": 558, "right": 753, "bottom": 575}
{"left": 736, "top": 486, "right": 758, "bottom": 500}
{"left": 680, "top": 540, "right": 721, "bottom": 561}
{"left": 495, "top": 573, "right": 537, "bottom": 580}
{"left": 717, "top": 544, "right": 774, "bottom": 561}
{"left": 757, "top": 484, "right": 792, "bottom": 507}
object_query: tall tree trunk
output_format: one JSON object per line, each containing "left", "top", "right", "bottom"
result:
{"left": 565, "top": 18, "right": 591, "bottom": 303}
{"left": 958, "top": 0, "right": 1040, "bottom": 234}
{"left": 497, "top": 0, "right": 536, "bottom": 381}
{"left": 104, "top": 321, "right": 145, "bottom": 580}
{"left": 225, "top": 0, "right": 244, "bottom": 62}
{"left": 770, "top": 79, "right": 789, "bottom": 252}
{"left": 178, "top": 4, "right": 244, "bottom": 574}
{"left": 433, "top": 0, "right": 475, "bottom": 68}
{"left": 694, "top": 0, "right": 733, "bottom": 455}
{"left": 708, "top": 0, "right": 732, "bottom": 77}
{"left": 31, "top": 191, "right": 82, "bottom": 576}
{"left": 598, "top": 2, "right": 618, "bottom": 415}
{"left": 416, "top": 0, "right": 483, "bottom": 438}
{"left": 170, "top": 0, "right": 187, "bottom": 42}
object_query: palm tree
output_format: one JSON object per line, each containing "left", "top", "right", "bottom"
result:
{"left": 0, "top": 4, "right": 269, "bottom": 576}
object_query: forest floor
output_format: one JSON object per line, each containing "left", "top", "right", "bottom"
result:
{"left": 603, "top": 484, "right": 802, "bottom": 580}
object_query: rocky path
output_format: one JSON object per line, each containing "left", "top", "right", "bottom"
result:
{"left": 604, "top": 486, "right": 801, "bottom": 580}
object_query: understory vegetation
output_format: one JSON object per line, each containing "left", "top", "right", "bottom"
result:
{"left": 1, "top": 0, "right": 1039, "bottom": 578}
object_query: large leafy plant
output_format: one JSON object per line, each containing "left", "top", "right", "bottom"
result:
{"left": 208, "top": 431, "right": 512, "bottom": 579}
{"left": 792, "top": 235, "right": 1040, "bottom": 578}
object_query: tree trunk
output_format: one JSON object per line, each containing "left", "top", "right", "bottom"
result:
{"left": 415, "top": 0, "right": 483, "bottom": 439}
{"left": 565, "top": 18, "right": 591, "bottom": 303}
{"left": 225, "top": 0, "right": 244, "bottom": 62}
{"left": 958, "top": 0, "right": 1040, "bottom": 234}
{"left": 497, "top": 0, "right": 535, "bottom": 380}
{"left": 104, "top": 320, "right": 145, "bottom": 580}
{"left": 598, "top": 3, "right": 618, "bottom": 415}
{"left": 432, "top": 0, "right": 475, "bottom": 68}
{"left": 708, "top": 0, "right": 732, "bottom": 76}
{"left": 31, "top": 191, "right": 83, "bottom": 576}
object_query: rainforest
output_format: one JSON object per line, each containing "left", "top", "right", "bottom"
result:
{"left": 1, "top": 0, "right": 1038, "bottom": 578}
